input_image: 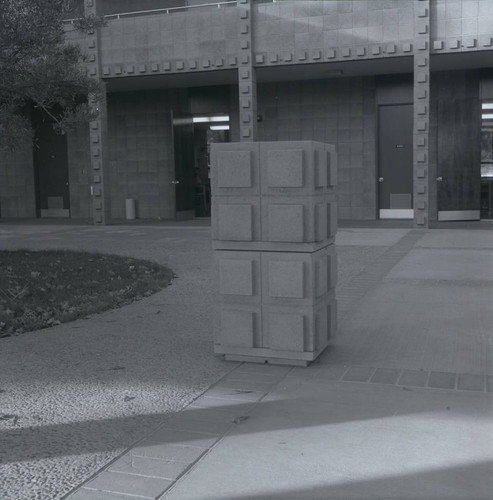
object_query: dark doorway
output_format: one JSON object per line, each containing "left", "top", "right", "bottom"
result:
{"left": 378, "top": 104, "right": 414, "bottom": 219}
{"left": 172, "top": 110, "right": 230, "bottom": 220}
{"left": 480, "top": 180, "right": 493, "bottom": 218}
{"left": 32, "top": 111, "right": 70, "bottom": 218}
{"left": 193, "top": 125, "right": 229, "bottom": 218}
{"left": 437, "top": 98, "right": 480, "bottom": 221}
{"left": 172, "top": 112, "right": 196, "bottom": 220}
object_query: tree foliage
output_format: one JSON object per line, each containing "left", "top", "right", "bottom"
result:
{"left": 0, "top": 0, "right": 104, "bottom": 151}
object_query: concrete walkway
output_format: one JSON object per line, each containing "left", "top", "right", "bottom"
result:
{"left": 1, "top": 223, "right": 493, "bottom": 499}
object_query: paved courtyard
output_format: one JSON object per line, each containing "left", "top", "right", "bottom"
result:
{"left": 0, "top": 221, "right": 492, "bottom": 499}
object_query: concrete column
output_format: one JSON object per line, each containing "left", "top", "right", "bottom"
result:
{"left": 413, "top": 0, "right": 431, "bottom": 228}
{"left": 237, "top": 0, "right": 257, "bottom": 142}
{"left": 84, "top": 0, "right": 110, "bottom": 224}
{"left": 211, "top": 141, "right": 337, "bottom": 366}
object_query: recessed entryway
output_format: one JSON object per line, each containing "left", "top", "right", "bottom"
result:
{"left": 172, "top": 112, "right": 229, "bottom": 220}
{"left": 32, "top": 110, "right": 70, "bottom": 218}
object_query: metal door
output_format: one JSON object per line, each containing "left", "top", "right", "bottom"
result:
{"left": 172, "top": 112, "right": 195, "bottom": 220}
{"left": 378, "top": 104, "right": 413, "bottom": 219}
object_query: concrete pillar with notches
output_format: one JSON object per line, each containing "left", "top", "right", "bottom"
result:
{"left": 211, "top": 141, "right": 338, "bottom": 366}
{"left": 413, "top": 0, "right": 431, "bottom": 228}
{"left": 237, "top": 0, "right": 257, "bottom": 142}
{"left": 84, "top": 0, "right": 110, "bottom": 224}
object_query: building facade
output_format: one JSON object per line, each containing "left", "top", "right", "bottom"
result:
{"left": 2, "top": 0, "right": 493, "bottom": 226}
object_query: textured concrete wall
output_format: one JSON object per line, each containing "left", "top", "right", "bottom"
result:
{"left": 431, "top": 0, "right": 493, "bottom": 52}
{"left": 98, "top": 6, "right": 239, "bottom": 77}
{"left": 254, "top": 0, "right": 414, "bottom": 59}
{"left": 0, "top": 139, "right": 36, "bottom": 218}
{"left": 62, "top": 0, "right": 493, "bottom": 78}
{"left": 106, "top": 89, "right": 188, "bottom": 219}
{"left": 257, "top": 77, "right": 376, "bottom": 220}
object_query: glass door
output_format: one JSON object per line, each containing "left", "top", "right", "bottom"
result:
{"left": 481, "top": 101, "right": 493, "bottom": 218}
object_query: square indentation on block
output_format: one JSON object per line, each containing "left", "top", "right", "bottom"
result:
{"left": 219, "top": 259, "right": 253, "bottom": 296}
{"left": 315, "top": 254, "right": 328, "bottom": 297}
{"left": 267, "top": 204, "right": 305, "bottom": 242}
{"left": 315, "top": 150, "right": 327, "bottom": 187}
{"left": 220, "top": 310, "right": 254, "bottom": 347}
{"left": 327, "top": 202, "right": 338, "bottom": 238}
{"left": 328, "top": 250, "right": 337, "bottom": 289}
{"left": 268, "top": 260, "right": 304, "bottom": 298}
{"left": 218, "top": 204, "right": 253, "bottom": 241}
{"left": 267, "top": 149, "right": 304, "bottom": 187}
{"left": 268, "top": 312, "right": 305, "bottom": 352}
{"left": 328, "top": 152, "right": 337, "bottom": 187}
{"left": 217, "top": 151, "right": 253, "bottom": 188}
{"left": 314, "top": 306, "right": 328, "bottom": 350}
{"left": 315, "top": 203, "right": 328, "bottom": 242}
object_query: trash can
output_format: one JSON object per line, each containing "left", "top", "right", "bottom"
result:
{"left": 125, "top": 198, "right": 136, "bottom": 220}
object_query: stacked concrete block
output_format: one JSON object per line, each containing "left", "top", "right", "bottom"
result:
{"left": 211, "top": 141, "right": 337, "bottom": 366}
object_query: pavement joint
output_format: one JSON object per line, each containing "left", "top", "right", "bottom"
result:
{"left": 65, "top": 361, "right": 293, "bottom": 500}
{"left": 310, "top": 364, "right": 490, "bottom": 393}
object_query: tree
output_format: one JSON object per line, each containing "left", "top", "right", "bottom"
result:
{"left": 0, "top": 0, "right": 104, "bottom": 152}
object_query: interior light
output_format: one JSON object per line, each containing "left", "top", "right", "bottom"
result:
{"left": 210, "top": 125, "right": 230, "bottom": 130}
{"left": 482, "top": 103, "right": 493, "bottom": 109}
{"left": 482, "top": 114, "right": 493, "bottom": 119}
{"left": 193, "top": 115, "right": 229, "bottom": 123}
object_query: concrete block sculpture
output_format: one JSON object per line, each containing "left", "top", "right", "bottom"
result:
{"left": 211, "top": 141, "right": 337, "bottom": 366}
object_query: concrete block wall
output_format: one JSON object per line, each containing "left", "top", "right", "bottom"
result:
{"left": 98, "top": 6, "right": 239, "bottom": 78}
{"left": 212, "top": 141, "right": 337, "bottom": 365}
{"left": 253, "top": 0, "right": 419, "bottom": 67}
{"left": 62, "top": 0, "right": 493, "bottom": 77}
{"left": 0, "top": 140, "right": 36, "bottom": 218}
{"left": 431, "top": 0, "right": 493, "bottom": 53}
{"left": 257, "top": 77, "right": 376, "bottom": 220}
{"left": 106, "top": 89, "right": 188, "bottom": 219}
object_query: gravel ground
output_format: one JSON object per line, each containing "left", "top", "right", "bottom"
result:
{"left": 0, "top": 224, "right": 238, "bottom": 500}
{"left": 0, "top": 223, "right": 393, "bottom": 500}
